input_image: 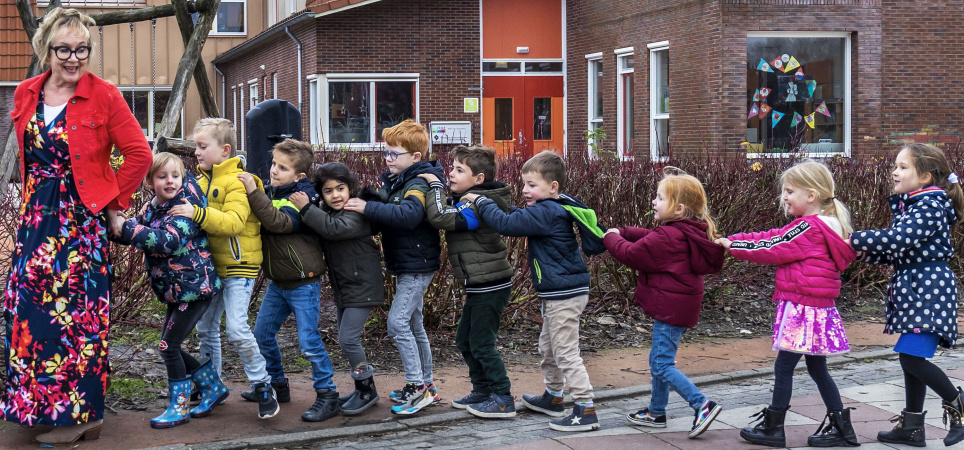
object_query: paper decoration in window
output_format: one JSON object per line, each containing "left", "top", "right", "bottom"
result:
{"left": 804, "top": 112, "right": 816, "bottom": 129}
{"left": 816, "top": 101, "right": 831, "bottom": 117}
{"left": 794, "top": 68, "right": 805, "bottom": 81}
{"left": 781, "top": 54, "right": 790, "bottom": 63}
{"left": 784, "top": 56, "right": 801, "bottom": 73}
{"left": 760, "top": 87, "right": 771, "bottom": 98}
{"left": 759, "top": 103, "right": 772, "bottom": 119}
{"left": 806, "top": 80, "right": 817, "bottom": 97}
{"left": 790, "top": 112, "right": 803, "bottom": 127}
{"left": 772, "top": 110, "right": 785, "bottom": 125}
{"left": 752, "top": 89, "right": 761, "bottom": 101}
{"left": 757, "top": 59, "right": 774, "bottom": 72}
{"left": 748, "top": 103, "right": 760, "bottom": 119}
{"left": 771, "top": 57, "right": 784, "bottom": 72}
{"left": 786, "top": 82, "right": 799, "bottom": 102}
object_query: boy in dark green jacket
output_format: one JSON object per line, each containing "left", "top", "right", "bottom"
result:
{"left": 420, "top": 145, "right": 515, "bottom": 419}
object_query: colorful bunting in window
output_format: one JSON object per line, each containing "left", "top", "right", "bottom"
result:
{"left": 781, "top": 54, "right": 791, "bottom": 63}
{"left": 784, "top": 56, "right": 801, "bottom": 73}
{"left": 804, "top": 112, "right": 816, "bottom": 129}
{"left": 759, "top": 103, "right": 772, "bottom": 119}
{"left": 806, "top": 80, "right": 817, "bottom": 97}
{"left": 752, "top": 89, "right": 761, "bottom": 101}
{"left": 771, "top": 57, "right": 784, "bottom": 72}
{"left": 748, "top": 103, "right": 760, "bottom": 119}
{"left": 760, "top": 87, "right": 771, "bottom": 99}
{"left": 790, "top": 112, "right": 803, "bottom": 127}
{"left": 815, "top": 101, "right": 831, "bottom": 117}
{"left": 757, "top": 58, "right": 774, "bottom": 72}
{"left": 772, "top": 110, "right": 785, "bottom": 125}
{"left": 794, "top": 68, "right": 805, "bottom": 81}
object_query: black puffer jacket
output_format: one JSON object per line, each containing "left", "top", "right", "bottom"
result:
{"left": 363, "top": 161, "right": 446, "bottom": 274}
{"left": 302, "top": 204, "right": 385, "bottom": 308}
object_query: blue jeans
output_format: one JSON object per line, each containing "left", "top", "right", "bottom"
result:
{"left": 254, "top": 281, "right": 335, "bottom": 391}
{"left": 387, "top": 273, "right": 434, "bottom": 385}
{"left": 195, "top": 277, "right": 271, "bottom": 387}
{"left": 648, "top": 320, "right": 706, "bottom": 415}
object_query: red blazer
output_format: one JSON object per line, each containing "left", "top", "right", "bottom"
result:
{"left": 11, "top": 70, "right": 151, "bottom": 213}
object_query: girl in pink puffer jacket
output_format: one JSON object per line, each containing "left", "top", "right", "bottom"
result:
{"left": 716, "top": 161, "right": 858, "bottom": 448}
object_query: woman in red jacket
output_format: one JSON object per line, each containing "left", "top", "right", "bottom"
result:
{"left": 1, "top": 8, "right": 151, "bottom": 445}
{"left": 718, "top": 161, "right": 857, "bottom": 448}
{"left": 604, "top": 167, "right": 725, "bottom": 439}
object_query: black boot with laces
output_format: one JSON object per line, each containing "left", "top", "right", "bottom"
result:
{"left": 740, "top": 406, "right": 787, "bottom": 447}
{"left": 807, "top": 408, "right": 860, "bottom": 447}
{"left": 943, "top": 387, "right": 964, "bottom": 447}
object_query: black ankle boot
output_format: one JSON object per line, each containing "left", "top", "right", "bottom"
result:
{"left": 877, "top": 409, "right": 926, "bottom": 447}
{"left": 341, "top": 376, "right": 379, "bottom": 416}
{"left": 808, "top": 408, "right": 860, "bottom": 447}
{"left": 740, "top": 406, "right": 787, "bottom": 447}
{"left": 301, "top": 388, "right": 340, "bottom": 422}
{"left": 943, "top": 387, "right": 964, "bottom": 447}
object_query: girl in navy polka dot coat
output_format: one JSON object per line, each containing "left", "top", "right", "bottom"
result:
{"left": 850, "top": 143, "right": 964, "bottom": 446}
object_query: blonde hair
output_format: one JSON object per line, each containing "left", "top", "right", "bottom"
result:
{"left": 658, "top": 166, "right": 718, "bottom": 240}
{"left": 192, "top": 118, "right": 237, "bottom": 156}
{"left": 382, "top": 119, "right": 429, "bottom": 157}
{"left": 779, "top": 160, "right": 853, "bottom": 236}
{"left": 902, "top": 143, "right": 964, "bottom": 228}
{"left": 146, "top": 152, "right": 186, "bottom": 181}
{"left": 33, "top": 8, "right": 96, "bottom": 68}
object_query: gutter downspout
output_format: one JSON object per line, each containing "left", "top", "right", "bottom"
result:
{"left": 213, "top": 62, "right": 225, "bottom": 118}
{"left": 285, "top": 26, "right": 303, "bottom": 111}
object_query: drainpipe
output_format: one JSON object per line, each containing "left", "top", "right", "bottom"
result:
{"left": 285, "top": 26, "right": 303, "bottom": 111}
{"left": 213, "top": 62, "right": 225, "bottom": 118}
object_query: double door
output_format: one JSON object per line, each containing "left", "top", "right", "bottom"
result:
{"left": 483, "top": 76, "right": 564, "bottom": 158}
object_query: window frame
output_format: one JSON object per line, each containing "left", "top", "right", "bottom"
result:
{"left": 745, "top": 31, "right": 852, "bottom": 158}
{"left": 615, "top": 47, "right": 635, "bottom": 160}
{"left": 211, "top": 0, "right": 247, "bottom": 37}
{"left": 648, "top": 41, "right": 669, "bottom": 161}
{"left": 116, "top": 87, "right": 183, "bottom": 142}
{"left": 308, "top": 75, "right": 320, "bottom": 146}
{"left": 248, "top": 79, "right": 259, "bottom": 108}
{"left": 586, "top": 52, "right": 603, "bottom": 157}
{"left": 481, "top": 59, "right": 565, "bottom": 76}
{"left": 316, "top": 73, "right": 421, "bottom": 149}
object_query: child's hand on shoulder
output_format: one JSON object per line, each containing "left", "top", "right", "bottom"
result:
{"left": 237, "top": 173, "right": 258, "bottom": 194}
{"left": 168, "top": 199, "right": 196, "bottom": 219}
{"left": 460, "top": 193, "right": 480, "bottom": 203}
{"left": 418, "top": 173, "right": 440, "bottom": 184}
{"left": 714, "top": 237, "right": 732, "bottom": 249}
{"left": 290, "top": 191, "right": 310, "bottom": 209}
{"left": 344, "top": 198, "right": 367, "bottom": 213}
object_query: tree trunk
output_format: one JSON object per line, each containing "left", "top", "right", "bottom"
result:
{"left": 172, "top": 0, "right": 220, "bottom": 118}
{"left": 89, "top": 3, "right": 200, "bottom": 27}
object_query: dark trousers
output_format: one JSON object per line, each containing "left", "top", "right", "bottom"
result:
{"left": 771, "top": 351, "right": 843, "bottom": 412}
{"left": 900, "top": 352, "right": 959, "bottom": 411}
{"left": 455, "top": 286, "right": 511, "bottom": 395}
{"left": 160, "top": 299, "right": 212, "bottom": 379}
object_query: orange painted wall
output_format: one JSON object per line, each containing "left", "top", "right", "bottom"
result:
{"left": 482, "top": 0, "right": 562, "bottom": 59}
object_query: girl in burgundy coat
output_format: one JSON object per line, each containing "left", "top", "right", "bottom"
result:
{"left": 717, "top": 161, "right": 857, "bottom": 448}
{"left": 604, "top": 167, "right": 725, "bottom": 439}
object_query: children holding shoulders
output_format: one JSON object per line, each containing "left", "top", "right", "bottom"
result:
{"left": 343, "top": 119, "right": 445, "bottom": 415}
{"left": 849, "top": 143, "right": 964, "bottom": 447}
{"left": 717, "top": 161, "right": 858, "bottom": 448}
{"left": 419, "top": 145, "right": 516, "bottom": 419}
{"left": 110, "top": 153, "right": 224, "bottom": 429}
{"left": 237, "top": 139, "right": 340, "bottom": 423}
{"left": 168, "top": 118, "right": 277, "bottom": 419}
{"left": 461, "top": 150, "right": 606, "bottom": 432}
{"left": 602, "top": 167, "right": 724, "bottom": 439}
{"left": 291, "top": 162, "right": 385, "bottom": 416}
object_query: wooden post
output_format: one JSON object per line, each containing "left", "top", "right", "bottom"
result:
{"left": 172, "top": 0, "right": 221, "bottom": 118}
{"left": 89, "top": 3, "right": 200, "bottom": 27}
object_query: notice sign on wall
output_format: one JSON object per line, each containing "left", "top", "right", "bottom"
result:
{"left": 429, "top": 121, "right": 472, "bottom": 148}
{"left": 464, "top": 98, "right": 479, "bottom": 113}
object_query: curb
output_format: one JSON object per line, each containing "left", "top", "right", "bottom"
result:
{"left": 143, "top": 347, "right": 898, "bottom": 450}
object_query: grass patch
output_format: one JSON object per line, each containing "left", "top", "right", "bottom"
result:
{"left": 107, "top": 376, "right": 162, "bottom": 403}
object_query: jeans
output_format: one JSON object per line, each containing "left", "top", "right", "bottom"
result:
{"left": 254, "top": 281, "right": 335, "bottom": 391}
{"left": 540, "top": 295, "right": 593, "bottom": 402}
{"left": 648, "top": 320, "right": 706, "bottom": 415}
{"left": 387, "top": 273, "right": 435, "bottom": 385}
{"left": 456, "top": 286, "right": 511, "bottom": 395}
{"left": 195, "top": 277, "right": 270, "bottom": 387}
{"left": 337, "top": 306, "right": 374, "bottom": 372}
{"left": 160, "top": 299, "right": 211, "bottom": 379}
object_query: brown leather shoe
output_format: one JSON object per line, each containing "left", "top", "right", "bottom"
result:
{"left": 35, "top": 419, "right": 103, "bottom": 445}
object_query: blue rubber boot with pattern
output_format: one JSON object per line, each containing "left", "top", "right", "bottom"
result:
{"left": 151, "top": 378, "right": 193, "bottom": 429}
{"left": 190, "top": 359, "right": 230, "bottom": 418}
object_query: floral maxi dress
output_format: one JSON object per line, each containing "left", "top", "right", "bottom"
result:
{"left": 2, "top": 92, "right": 111, "bottom": 427}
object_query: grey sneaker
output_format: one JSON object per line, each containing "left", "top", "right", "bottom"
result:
{"left": 467, "top": 393, "right": 517, "bottom": 419}
{"left": 521, "top": 390, "right": 566, "bottom": 417}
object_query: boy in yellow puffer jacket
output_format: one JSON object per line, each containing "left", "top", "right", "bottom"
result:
{"left": 170, "top": 118, "right": 278, "bottom": 420}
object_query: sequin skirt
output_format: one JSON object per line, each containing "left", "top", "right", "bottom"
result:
{"left": 772, "top": 299, "right": 850, "bottom": 355}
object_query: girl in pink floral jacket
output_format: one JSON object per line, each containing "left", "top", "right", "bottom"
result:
{"left": 717, "top": 161, "right": 857, "bottom": 448}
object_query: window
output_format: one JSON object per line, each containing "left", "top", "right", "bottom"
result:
{"left": 249, "top": 81, "right": 258, "bottom": 108}
{"left": 309, "top": 78, "right": 320, "bottom": 145}
{"left": 273, "top": 73, "right": 278, "bottom": 99}
{"left": 118, "top": 88, "right": 182, "bottom": 141}
{"left": 238, "top": 84, "right": 245, "bottom": 153}
{"left": 323, "top": 75, "right": 419, "bottom": 145}
{"left": 586, "top": 54, "right": 603, "bottom": 155}
{"left": 533, "top": 98, "right": 552, "bottom": 140}
{"left": 263, "top": 76, "right": 269, "bottom": 101}
{"left": 482, "top": 60, "right": 564, "bottom": 75}
{"left": 212, "top": 0, "right": 246, "bottom": 35}
{"left": 746, "top": 33, "right": 851, "bottom": 156}
{"left": 616, "top": 48, "right": 635, "bottom": 159}
{"left": 493, "top": 98, "right": 513, "bottom": 141}
{"left": 232, "top": 87, "right": 238, "bottom": 131}
{"left": 649, "top": 42, "right": 669, "bottom": 160}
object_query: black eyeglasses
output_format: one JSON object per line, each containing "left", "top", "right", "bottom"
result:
{"left": 380, "top": 149, "right": 412, "bottom": 161}
{"left": 51, "top": 45, "right": 91, "bottom": 61}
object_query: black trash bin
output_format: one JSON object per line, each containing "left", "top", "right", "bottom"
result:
{"left": 245, "top": 99, "right": 302, "bottom": 181}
